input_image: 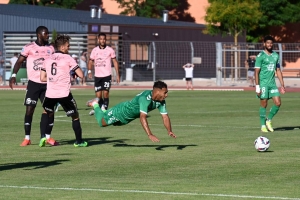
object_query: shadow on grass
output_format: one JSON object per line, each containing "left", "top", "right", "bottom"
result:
{"left": 113, "top": 143, "right": 197, "bottom": 151}
{"left": 58, "top": 137, "right": 128, "bottom": 147}
{"left": 0, "top": 159, "right": 69, "bottom": 171}
{"left": 274, "top": 126, "right": 300, "bottom": 131}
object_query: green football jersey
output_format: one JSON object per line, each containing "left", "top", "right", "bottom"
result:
{"left": 107, "top": 90, "right": 168, "bottom": 125}
{"left": 255, "top": 50, "right": 280, "bottom": 86}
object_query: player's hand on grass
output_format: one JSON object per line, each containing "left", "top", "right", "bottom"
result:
{"left": 9, "top": 77, "right": 16, "bottom": 90}
{"left": 148, "top": 134, "right": 160, "bottom": 142}
{"left": 168, "top": 132, "right": 176, "bottom": 138}
{"left": 280, "top": 86, "right": 285, "bottom": 94}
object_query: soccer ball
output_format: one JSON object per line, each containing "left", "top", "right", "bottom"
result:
{"left": 254, "top": 136, "right": 270, "bottom": 152}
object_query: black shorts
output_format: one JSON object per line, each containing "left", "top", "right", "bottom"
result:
{"left": 185, "top": 78, "right": 192, "bottom": 81}
{"left": 42, "top": 93, "right": 78, "bottom": 117}
{"left": 24, "top": 80, "right": 47, "bottom": 107}
{"left": 94, "top": 75, "right": 111, "bottom": 92}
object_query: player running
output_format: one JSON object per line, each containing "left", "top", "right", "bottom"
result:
{"left": 9, "top": 26, "right": 57, "bottom": 146}
{"left": 255, "top": 35, "right": 285, "bottom": 133}
{"left": 87, "top": 81, "right": 176, "bottom": 142}
{"left": 40, "top": 34, "right": 88, "bottom": 147}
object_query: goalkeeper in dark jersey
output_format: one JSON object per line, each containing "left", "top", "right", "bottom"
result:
{"left": 87, "top": 81, "right": 176, "bottom": 142}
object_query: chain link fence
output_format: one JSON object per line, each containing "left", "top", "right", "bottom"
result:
{"left": 2, "top": 39, "right": 300, "bottom": 86}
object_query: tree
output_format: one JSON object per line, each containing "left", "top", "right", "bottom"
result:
{"left": 9, "top": 0, "right": 83, "bottom": 9}
{"left": 204, "top": 0, "right": 263, "bottom": 44}
{"left": 247, "top": 0, "right": 300, "bottom": 42}
{"left": 113, "top": 0, "right": 195, "bottom": 22}
{"left": 51, "top": 29, "right": 57, "bottom": 44}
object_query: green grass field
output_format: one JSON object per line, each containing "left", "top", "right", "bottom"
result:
{"left": 1, "top": 89, "right": 300, "bottom": 200}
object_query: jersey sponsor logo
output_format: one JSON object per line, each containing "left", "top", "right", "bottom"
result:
{"left": 267, "top": 63, "right": 275, "bottom": 71}
{"left": 33, "top": 58, "right": 45, "bottom": 71}
{"left": 34, "top": 51, "right": 39, "bottom": 56}
{"left": 26, "top": 98, "right": 37, "bottom": 105}
{"left": 95, "top": 58, "right": 106, "bottom": 67}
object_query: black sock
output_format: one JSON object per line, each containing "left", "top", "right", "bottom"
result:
{"left": 40, "top": 113, "right": 48, "bottom": 138}
{"left": 72, "top": 119, "right": 82, "bottom": 143}
{"left": 98, "top": 98, "right": 104, "bottom": 106}
{"left": 24, "top": 115, "right": 33, "bottom": 136}
{"left": 45, "top": 115, "right": 54, "bottom": 136}
{"left": 103, "top": 98, "right": 109, "bottom": 110}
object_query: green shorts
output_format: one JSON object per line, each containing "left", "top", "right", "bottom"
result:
{"left": 94, "top": 106, "right": 125, "bottom": 127}
{"left": 259, "top": 85, "right": 280, "bottom": 99}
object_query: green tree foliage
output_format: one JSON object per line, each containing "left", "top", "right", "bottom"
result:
{"left": 9, "top": 0, "right": 83, "bottom": 9}
{"left": 113, "top": 0, "right": 195, "bottom": 22}
{"left": 51, "top": 29, "right": 57, "bottom": 44}
{"left": 204, "top": 0, "right": 263, "bottom": 44}
{"left": 247, "top": 0, "right": 300, "bottom": 42}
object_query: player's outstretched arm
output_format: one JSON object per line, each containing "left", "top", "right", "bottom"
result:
{"left": 161, "top": 114, "right": 176, "bottom": 138}
{"left": 254, "top": 68, "right": 261, "bottom": 96}
{"left": 140, "top": 112, "right": 160, "bottom": 142}
{"left": 9, "top": 56, "right": 25, "bottom": 89}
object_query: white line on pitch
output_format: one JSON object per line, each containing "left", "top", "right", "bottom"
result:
{"left": 0, "top": 185, "right": 299, "bottom": 200}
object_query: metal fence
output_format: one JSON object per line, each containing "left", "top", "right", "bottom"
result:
{"left": 2, "top": 39, "right": 300, "bottom": 86}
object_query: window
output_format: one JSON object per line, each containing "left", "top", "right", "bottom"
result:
{"left": 130, "top": 43, "right": 149, "bottom": 61}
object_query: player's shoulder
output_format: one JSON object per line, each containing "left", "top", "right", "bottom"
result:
{"left": 138, "top": 90, "right": 152, "bottom": 100}
{"left": 256, "top": 51, "right": 265, "bottom": 58}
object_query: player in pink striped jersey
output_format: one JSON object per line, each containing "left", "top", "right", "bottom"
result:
{"left": 9, "top": 26, "right": 58, "bottom": 147}
{"left": 40, "top": 34, "right": 87, "bottom": 147}
{"left": 87, "top": 33, "right": 119, "bottom": 115}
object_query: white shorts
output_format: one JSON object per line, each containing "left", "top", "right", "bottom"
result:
{"left": 247, "top": 71, "right": 254, "bottom": 77}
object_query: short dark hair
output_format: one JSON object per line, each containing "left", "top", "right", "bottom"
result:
{"left": 55, "top": 34, "right": 71, "bottom": 49}
{"left": 36, "top": 26, "right": 48, "bottom": 35}
{"left": 264, "top": 35, "right": 274, "bottom": 43}
{"left": 98, "top": 33, "right": 106, "bottom": 38}
{"left": 153, "top": 81, "right": 167, "bottom": 89}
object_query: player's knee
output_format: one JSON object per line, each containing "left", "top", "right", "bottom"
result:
{"left": 25, "top": 106, "right": 35, "bottom": 116}
{"left": 275, "top": 101, "right": 281, "bottom": 107}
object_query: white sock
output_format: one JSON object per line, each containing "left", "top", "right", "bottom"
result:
{"left": 25, "top": 135, "right": 30, "bottom": 140}
{"left": 262, "top": 125, "right": 266, "bottom": 128}
{"left": 46, "top": 134, "right": 51, "bottom": 139}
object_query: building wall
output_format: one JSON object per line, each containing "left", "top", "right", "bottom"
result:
{"left": 102, "top": 0, "right": 208, "bottom": 24}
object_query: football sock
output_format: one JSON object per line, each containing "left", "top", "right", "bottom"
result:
{"left": 259, "top": 107, "right": 266, "bottom": 126}
{"left": 24, "top": 115, "right": 33, "bottom": 136}
{"left": 267, "top": 105, "right": 280, "bottom": 121}
{"left": 93, "top": 106, "right": 104, "bottom": 127}
{"left": 98, "top": 98, "right": 104, "bottom": 107}
{"left": 45, "top": 115, "right": 54, "bottom": 137}
{"left": 40, "top": 113, "right": 48, "bottom": 138}
{"left": 25, "top": 135, "right": 30, "bottom": 140}
{"left": 72, "top": 119, "right": 82, "bottom": 143}
{"left": 103, "top": 98, "right": 109, "bottom": 110}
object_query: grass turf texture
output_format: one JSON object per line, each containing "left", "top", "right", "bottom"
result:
{"left": 0, "top": 89, "right": 300, "bottom": 200}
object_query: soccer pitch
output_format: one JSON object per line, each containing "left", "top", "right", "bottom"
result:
{"left": 1, "top": 89, "right": 300, "bottom": 200}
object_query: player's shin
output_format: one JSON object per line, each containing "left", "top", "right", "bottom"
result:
{"left": 24, "top": 115, "right": 33, "bottom": 136}
{"left": 40, "top": 113, "right": 48, "bottom": 138}
{"left": 45, "top": 114, "right": 54, "bottom": 136}
{"left": 259, "top": 107, "right": 266, "bottom": 125}
{"left": 93, "top": 106, "right": 104, "bottom": 127}
{"left": 267, "top": 105, "right": 280, "bottom": 120}
{"left": 72, "top": 119, "right": 83, "bottom": 143}
{"left": 103, "top": 98, "right": 109, "bottom": 110}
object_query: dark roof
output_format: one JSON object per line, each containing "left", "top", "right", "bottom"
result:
{"left": 0, "top": 4, "right": 205, "bottom": 28}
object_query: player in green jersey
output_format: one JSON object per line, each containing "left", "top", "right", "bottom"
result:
{"left": 87, "top": 81, "right": 177, "bottom": 142}
{"left": 255, "top": 35, "right": 285, "bottom": 133}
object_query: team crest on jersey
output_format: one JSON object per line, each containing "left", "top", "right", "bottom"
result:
{"left": 47, "top": 50, "right": 51, "bottom": 54}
